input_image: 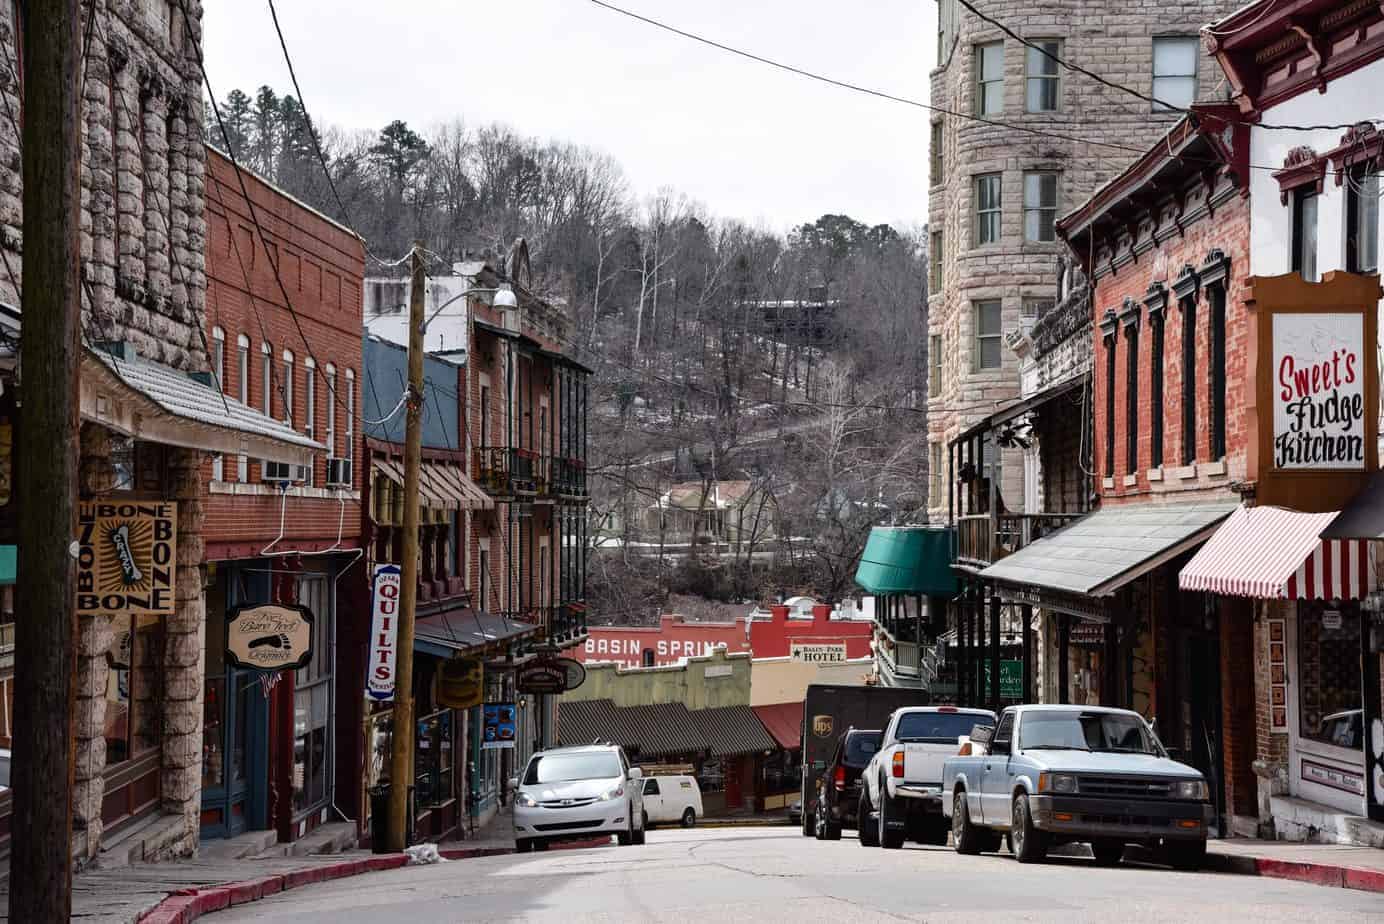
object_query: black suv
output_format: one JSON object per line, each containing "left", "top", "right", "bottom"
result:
{"left": 814, "top": 728, "right": 882, "bottom": 840}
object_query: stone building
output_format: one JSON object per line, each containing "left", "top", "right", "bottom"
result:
{"left": 925, "top": 0, "right": 1237, "bottom": 521}
{"left": 0, "top": 2, "right": 319, "bottom": 865}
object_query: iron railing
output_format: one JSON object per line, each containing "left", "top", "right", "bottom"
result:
{"left": 956, "top": 512, "right": 1082, "bottom": 567}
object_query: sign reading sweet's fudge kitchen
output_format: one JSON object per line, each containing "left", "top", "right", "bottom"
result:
{"left": 1273, "top": 312, "right": 1366, "bottom": 470}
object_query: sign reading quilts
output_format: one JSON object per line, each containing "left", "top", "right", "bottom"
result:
{"left": 366, "top": 563, "right": 402, "bottom": 701}
{"left": 1272, "top": 312, "right": 1366, "bottom": 469}
{"left": 76, "top": 501, "right": 177, "bottom": 615}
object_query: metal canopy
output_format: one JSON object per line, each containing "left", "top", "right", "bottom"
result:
{"left": 855, "top": 526, "right": 957, "bottom": 596}
{"left": 413, "top": 608, "right": 539, "bottom": 659}
{"left": 1321, "top": 471, "right": 1384, "bottom": 539}
{"left": 978, "top": 501, "right": 1240, "bottom": 598}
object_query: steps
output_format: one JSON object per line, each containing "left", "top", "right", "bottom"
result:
{"left": 1269, "top": 795, "right": 1384, "bottom": 847}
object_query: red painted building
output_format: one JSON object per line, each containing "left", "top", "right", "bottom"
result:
{"left": 199, "top": 146, "right": 366, "bottom": 843}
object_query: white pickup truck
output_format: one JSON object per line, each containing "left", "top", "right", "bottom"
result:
{"left": 860, "top": 706, "right": 996, "bottom": 849}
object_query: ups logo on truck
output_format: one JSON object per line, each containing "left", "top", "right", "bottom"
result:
{"left": 812, "top": 715, "right": 833, "bottom": 738}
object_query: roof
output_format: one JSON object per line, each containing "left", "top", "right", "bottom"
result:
{"left": 954, "top": 374, "right": 1088, "bottom": 446}
{"left": 979, "top": 501, "right": 1240, "bottom": 597}
{"left": 689, "top": 705, "right": 779, "bottom": 757}
{"left": 83, "top": 345, "right": 323, "bottom": 466}
{"left": 556, "top": 699, "right": 624, "bottom": 749}
{"left": 413, "top": 609, "right": 539, "bottom": 658}
{"left": 855, "top": 526, "right": 957, "bottom": 597}
{"left": 206, "top": 144, "right": 366, "bottom": 243}
{"left": 1322, "top": 472, "right": 1384, "bottom": 539}
{"left": 752, "top": 702, "right": 802, "bottom": 750}
{"left": 557, "top": 700, "right": 712, "bottom": 759}
{"left": 661, "top": 481, "right": 756, "bottom": 509}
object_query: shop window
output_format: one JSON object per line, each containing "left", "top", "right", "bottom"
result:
{"left": 975, "top": 41, "right": 1004, "bottom": 115}
{"left": 1025, "top": 40, "right": 1060, "bottom": 113}
{"left": 415, "top": 710, "right": 454, "bottom": 809}
{"left": 1152, "top": 36, "right": 1197, "bottom": 111}
{"left": 105, "top": 615, "right": 164, "bottom": 766}
{"left": 1297, "top": 606, "right": 1362, "bottom": 749}
{"left": 698, "top": 757, "right": 726, "bottom": 794}
{"left": 1346, "top": 163, "right": 1379, "bottom": 274}
{"left": 292, "top": 576, "right": 332, "bottom": 814}
{"left": 1291, "top": 186, "right": 1319, "bottom": 282}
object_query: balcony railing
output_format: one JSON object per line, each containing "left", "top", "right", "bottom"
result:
{"left": 955, "top": 512, "right": 1082, "bottom": 567}
{"left": 552, "top": 457, "right": 588, "bottom": 500}
{"left": 505, "top": 603, "right": 589, "bottom": 648}
{"left": 876, "top": 623, "right": 939, "bottom": 686}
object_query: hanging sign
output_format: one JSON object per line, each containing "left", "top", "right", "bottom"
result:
{"left": 366, "top": 563, "right": 402, "bottom": 701}
{"left": 482, "top": 702, "right": 517, "bottom": 749}
{"left": 225, "top": 603, "right": 314, "bottom": 672}
{"left": 434, "top": 657, "right": 484, "bottom": 709}
{"left": 1272, "top": 312, "right": 1366, "bottom": 470}
{"left": 76, "top": 501, "right": 177, "bottom": 616}
{"left": 516, "top": 657, "right": 586, "bottom": 695}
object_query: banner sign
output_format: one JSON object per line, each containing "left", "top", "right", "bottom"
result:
{"left": 1272, "top": 312, "right": 1366, "bottom": 470}
{"left": 366, "top": 563, "right": 402, "bottom": 701}
{"left": 516, "top": 657, "right": 586, "bottom": 695}
{"left": 77, "top": 501, "right": 177, "bottom": 615}
{"left": 226, "top": 603, "right": 314, "bottom": 672}
{"left": 482, "top": 702, "right": 517, "bottom": 749}
{"left": 434, "top": 657, "right": 484, "bottom": 709}
{"left": 977, "top": 660, "right": 1024, "bottom": 699}
{"left": 790, "top": 643, "right": 847, "bottom": 664}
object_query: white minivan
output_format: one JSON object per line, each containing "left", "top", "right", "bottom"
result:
{"left": 640, "top": 774, "right": 703, "bottom": 828}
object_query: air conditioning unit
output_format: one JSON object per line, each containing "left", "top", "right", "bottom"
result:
{"left": 326, "top": 457, "right": 353, "bottom": 487}
{"left": 262, "top": 461, "right": 308, "bottom": 483}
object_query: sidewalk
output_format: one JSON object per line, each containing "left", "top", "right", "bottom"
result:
{"left": 1202, "top": 837, "right": 1384, "bottom": 892}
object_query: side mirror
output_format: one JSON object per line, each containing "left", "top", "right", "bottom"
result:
{"left": 628, "top": 767, "right": 643, "bottom": 781}
{"left": 507, "top": 777, "right": 519, "bottom": 791}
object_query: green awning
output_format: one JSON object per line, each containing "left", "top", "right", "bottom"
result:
{"left": 0, "top": 545, "right": 14, "bottom": 585}
{"left": 855, "top": 527, "right": 957, "bottom": 596}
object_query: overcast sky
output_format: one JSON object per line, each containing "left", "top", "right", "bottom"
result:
{"left": 203, "top": 0, "right": 937, "bottom": 233}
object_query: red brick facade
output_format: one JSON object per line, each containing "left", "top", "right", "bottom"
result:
{"left": 202, "top": 147, "right": 366, "bottom": 558}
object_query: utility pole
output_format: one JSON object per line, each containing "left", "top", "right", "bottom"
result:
{"left": 11, "top": 1, "right": 82, "bottom": 919}
{"left": 387, "top": 242, "right": 426, "bottom": 850}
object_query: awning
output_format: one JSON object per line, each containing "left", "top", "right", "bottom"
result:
{"left": 980, "top": 501, "right": 1239, "bottom": 598}
{"left": 374, "top": 457, "right": 493, "bottom": 511}
{"left": 1179, "top": 505, "right": 1376, "bottom": 601}
{"left": 557, "top": 699, "right": 712, "bottom": 758}
{"left": 413, "top": 608, "right": 539, "bottom": 658}
{"left": 751, "top": 702, "right": 801, "bottom": 751}
{"left": 0, "top": 545, "right": 14, "bottom": 585}
{"left": 556, "top": 698, "right": 624, "bottom": 748}
{"left": 82, "top": 345, "right": 322, "bottom": 467}
{"left": 1321, "top": 471, "right": 1384, "bottom": 540}
{"left": 855, "top": 526, "right": 957, "bottom": 596}
{"left": 689, "top": 705, "right": 779, "bottom": 757}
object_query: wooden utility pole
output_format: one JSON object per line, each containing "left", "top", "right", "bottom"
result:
{"left": 387, "top": 242, "right": 426, "bottom": 850}
{"left": 11, "top": 0, "right": 83, "bottom": 919}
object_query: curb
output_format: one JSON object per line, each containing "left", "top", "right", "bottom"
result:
{"left": 136, "top": 838, "right": 610, "bottom": 924}
{"left": 1204, "top": 853, "right": 1384, "bottom": 894}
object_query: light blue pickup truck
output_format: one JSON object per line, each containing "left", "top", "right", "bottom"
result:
{"left": 941, "top": 704, "right": 1212, "bottom": 870}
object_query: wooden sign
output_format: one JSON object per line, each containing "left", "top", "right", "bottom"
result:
{"left": 225, "top": 603, "right": 314, "bottom": 672}
{"left": 77, "top": 501, "right": 177, "bottom": 616}
{"left": 434, "top": 657, "right": 484, "bottom": 709}
{"left": 516, "top": 657, "right": 585, "bottom": 695}
{"left": 1248, "top": 272, "right": 1381, "bottom": 511}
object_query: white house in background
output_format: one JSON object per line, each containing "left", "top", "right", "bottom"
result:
{"left": 362, "top": 261, "right": 491, "bottom": 361}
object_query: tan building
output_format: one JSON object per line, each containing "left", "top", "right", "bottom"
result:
{"left": 560, "top": 645, "right": 752, "bottom": 710}
{"left": 749, "top": 656, "right": 874, "bottom": 707}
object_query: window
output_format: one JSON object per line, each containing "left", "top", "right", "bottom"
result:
{"left": 1152, "top": 36, "right": 1198, "bottom": 111}
{"left": 1151, "top": 315, "right": 1165, "bottom": 468}
{"left": 975, "top": 173, "right": 1002, "bottom": 245}
{"left": 929, "top": 442, "right": 944, "bottom": 508}
{"left": 1297, "top": 606, "right": 1361, "bottom": 750}
{"left": 282, "top": 350, "right": 294, "bottom": 425}
{"left": 929, "top": 334, "right": 943, "bottom": 397}
{"left": 1181, "top": 297, "right": 1197, "bottom": 464}
{"left": 325, "top": 364, "right": 337, "bottom": 460}
{"left": 344, "top": 370, "right": 355, "bottom": 486}
{"left": 1018, "top": 709, "right": 1157, "bottom": 754}
{"left": 975, "top": 42, "right": 1004, "bottom": 115}
{"left": 260, "top": 342, "right": 272, "bottom": 416}
{"left": 992, "top": 712, "right": 1014, "bottom": 751}
{"left": 1126, "top": 323, "right": 1139, "bottom": 474}
{"left": 1292, "top": 186, "right": 1319, "bottom": 281}
{"left": 930, "top": 121, "right": 944, "bottom": 185}
{"left": 895, "top": 711, "right": 992, "bottom": 743}
{"left": 211, "top": 328, "right": 225, "bottom": 481}
{"left": 1025, "top": 40, "right": 1060, "bottom": 112}
{"left": 104, "top": 615, "right": 164, "bottom": 768}
{"left": 973, "top": 300, "right": 1003, "bottom": 371}
{"left": 1023, "top": 172, "right": 1058, "bottom": 242}
{"left": 1209, "top": 285, "right": 1227, "bottom": 460}
{"left": 1104, "top": 332, "right": 1116, "bottom": 476}
{"left": 1021, "top": 297, "right": 1053, "bottom": 320}
{"left": 293, "top": 576, "right": 332, "bottom": 814}
{"left": 479, "top": 378, "right": 492, "bottom": 447}
{"left": 478, "top": 541, "right": 491, "bottom": 611}
{"left": 237, "top": 335, "right": 250, "bottom": 481}
{"left": 304, "top": 358, "right": 316, "bottom": 438}
{"left": 1346, "top": 164, "right": 1379, "bottom": 274}
{"left": 930, "top": 230, "right": 944, "bottom": 291}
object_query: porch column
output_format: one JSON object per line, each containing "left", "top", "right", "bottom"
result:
{"left": 1057, "top": 614, "right": 1070, "bottom": 705}
{"left": 988, "top": 589, "right": 1001, "bottom": 708}
{"left": 1021, "top": 604, "right": 1033, "bottom": 704}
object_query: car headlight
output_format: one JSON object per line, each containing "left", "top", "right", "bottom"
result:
{"left": 1038, "top": 772, "right": 1078, "bottom": 794}
{"left": 516, "top": 791, "right": 538, "bottom": 808}
{"left": 1172, "top": 779, "right": 1208, "bottom": 801}
{"left": 598, "top": 784, "right": 625, "bottom": 802}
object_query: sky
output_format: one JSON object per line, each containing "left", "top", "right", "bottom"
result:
{"left": 203, "top": 0, "right": 938, "bottom": 234}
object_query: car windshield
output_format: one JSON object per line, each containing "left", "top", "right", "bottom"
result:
{"left": 523, "top": 751, "right": 622, "bottom": 785}
{"left": 844, "top": 732, "right": 882, "bottom": 766}
{"left": 895, "top": 712, "right": 991, "bottom": 743}
{"left": 1018, "top": 711, "right": 1158, "bottom": 754}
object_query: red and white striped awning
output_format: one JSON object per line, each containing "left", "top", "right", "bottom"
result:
{"left": 1179, "top": 505, "right": 1376, "bottom": 601}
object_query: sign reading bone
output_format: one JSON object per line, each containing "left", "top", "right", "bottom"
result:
{"left": 225, "top": 603, "right": 314, "bottom": 672}
{"left": 77, "top": 501, "right": 177, "bottom": 616}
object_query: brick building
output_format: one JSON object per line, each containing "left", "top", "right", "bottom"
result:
{"left": 0, "top": 1, "right": 318, "bottom": 866}
{"left": 199, "top": 146, "right": 366, "bottom": 844}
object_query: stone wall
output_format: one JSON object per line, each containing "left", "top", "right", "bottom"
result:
{"left": 925, "top": 0, "right": 1238, "bottom": 519}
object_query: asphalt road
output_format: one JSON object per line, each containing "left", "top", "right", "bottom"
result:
{"left": 213, "top": 826, "right": 1384, "bottom": 922}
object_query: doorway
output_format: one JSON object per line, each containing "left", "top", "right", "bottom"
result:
{"left": 1175, "top": 594, "right": 1224, "bottom": 835}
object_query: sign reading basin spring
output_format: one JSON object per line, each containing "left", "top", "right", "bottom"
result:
{"left": 77, "top": 501, "right": 177, "bottom": 616}
{"left": 225, "top": 603, "right": 313, "bottom": 672}
{"left": 1274, "top": 312, "right": 1367, "bottom": 470}
{"left": 366, "top": 563, "right": 402, "bottom": 701}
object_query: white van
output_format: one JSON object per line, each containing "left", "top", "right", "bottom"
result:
{"left": 640, "top": 774, "right": 704, "bottom": 828}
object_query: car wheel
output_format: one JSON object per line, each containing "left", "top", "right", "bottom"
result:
{"left": 642, "top": 811, "right": 651, "bottom": 831}
{"left": 1011, "top": 793, "right": 1048, "bottom": 864}
{"left": 802, "top": 808, "right": 814, "bottom": 837}
{"left": 633, "top": 821, "right": 646, "bottom": 846}
{"left": 952, "top": 790, "right": 982, "bottom": 855}
{"left": 878, "top": 782, "right": 905, "bottom": 850}
{"left": 1091, "top": 841, "right": 1125, "bottom": 866}
{"left": 515, "top": 838, "right": 533, "bottom": 854}
{"left": 1165, "top": 839, "right": 1207, "bottom": 871}
{"left": 858, "top": 790, "right": 879, "bottom": 847}
{"left": 617, "top": 818, "right": 633, "bottom": 846}
{"left": 679, "top": 807, "right": 695, "bottom": 828}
